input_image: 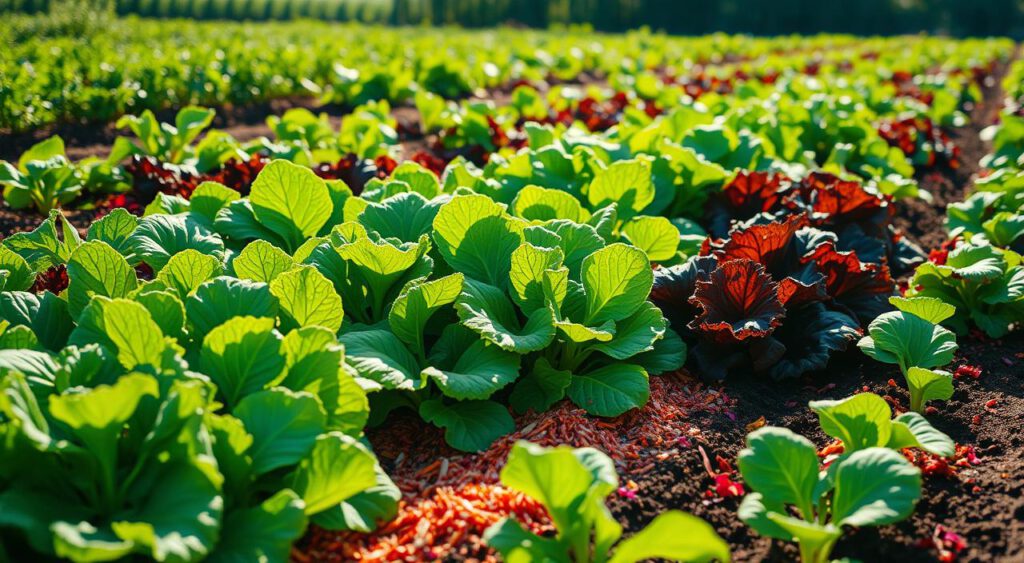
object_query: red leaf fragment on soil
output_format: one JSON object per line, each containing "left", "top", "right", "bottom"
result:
{"left": 713, "top": 473, "right": 745, "bottom": 499}
{"left": 915, "top": 524, "right": 968, "bottom": 562}
{"left": 903, "top": 444, "right": 982, "bottom": 479}
{"left": 954, "top": 365, "right": 982, "bottom": 380}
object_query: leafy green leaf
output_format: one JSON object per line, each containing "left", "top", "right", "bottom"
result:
{"left": 69, "top": 298, "right": 166, "bottom": 371}
{"left": 587, "top": 159, "right": 654, "bottom": 220}
{"left": 511, "top": 185, "right": 589, "bottom": 223}
{"left": 580, "top": 244, "right": 653, "bottom": 325}
{"left": 389, "top": 273, "right": 464, "bottom": 350}
{"left": 250, "top": 160, "right": 333, "bottom": 252}
{"left": 737, "top": 427, "right": 820, "bottom": 520}
{"left": 889, "top": 296, "right": 956, "bottom": 324}
{"left": 905, "top": 367, "right": 954, "bottom": 413}
{"left": 290, "top": 432, "right": 377, "bottom": 515}
{"left": 858, "top": 311, "right": 958, "bottom": 373}
{"left": 620, "top": 216, "right": 679, "bottom": 262}
{"left": 809, "top": 393, "right": 893, "bottom": 453}
{"left": 201, "top": 316, "right": 285, "bottom": 408}
{"left": 339, "top": 327, "right": 423, "bottom": 390}
{"left": 509, "top": 357, "right": 572, "bottom": 414}
{"left": 567, "top": 363, "right": 649, "bottom": 417}
{"left": 419, "top": 399, "right": 514, "bottom": 452}
{"left": 432, "top": 194, "right": 524, "bottom": 287}
{"left": 270, "top": 266, "right": 344, "bottom": 333}
{"left": 233, "top": 388, "right": 327, "bottom": 476}
{"left": 888, "top": 411, "right": 955, "bottom": 457}
{"left": 588, "top": 301, "right": 666, "bottom": 360}
{"left": 130, "top": 214, "right": 225, "bottom": 271}
{"left": 831, "top": 447, "right": 921, "bottom": 527}
{"left": 358, "top": 191, "right": 443, "bottom": 243}
{"left": 423, "top": 338, "right": 520, "bottom": 400}
{"left": 67, "top": 240, "right": 138, "bottom": 318}
{"left": 608, "top": 510, "right": 730, "bottom": 563}
{"left": 231, "top": 240, "right": 294, "bottom": 283}
{"left": 186, "top": 277, "right": 279, "bottom": 341}
{"left": 155, "top": 249, "right": 224, "bottom": 299}
{"left": 0, "top": 245, "right": 35, "bottom": 291}
{"left": 456, "top": 279, "right": 555, "bottom": 353}
{"left": 190, "top": 181, "right": 240, "bottom": 224}
{"left": 209, "top": 490, "right": 307, "bottom": 563}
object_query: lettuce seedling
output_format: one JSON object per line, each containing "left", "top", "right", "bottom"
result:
{"left": 738, "top": 427, "right": 922, "bottom": 563}
{"left": 947, "top": 192, "right": 1024, "bottom": 249}
{"left": 858, "top": 296, "right": 958, "bottom": 412}
{"left": 810, "top": 392, "right": 954, "bottom": 457}
{"left": 907, "top": 241, "right": 1024, "bottom": 338}
{"left": 0, "top": 136, "right": 84, "bottom": 213}
{"left": 485, "top": 441, "right": 730, "bottom": 563}
{"left": 110, "top": 106, "right": 216, "bottom": 165}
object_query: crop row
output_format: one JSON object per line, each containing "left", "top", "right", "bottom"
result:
{"left": 1, "top": 18, "right": 1008, "bottom": 132}
{"left": 0, "top": 34, "right": 1020, "bottom": 563}
{"left": 2, "top": 34, "right": 1006, "bottom": 216}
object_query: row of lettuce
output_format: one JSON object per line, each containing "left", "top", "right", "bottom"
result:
{"left": 1, "top": 34, "right": 1007, "bottom": 214}
{"left": 3, "top": 22, "right": 854, "bottom": 132}
{"left": 0, "top": 42, "right": 1019, "bottom": 563}
{"left": 1, "top": 19, "right": 1007, "bottom": 136}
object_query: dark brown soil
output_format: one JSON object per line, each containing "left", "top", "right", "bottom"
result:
{"left": 0, "top": 96, "right": 347, "bottom": 162}
{"left": 0, "top": 207, "right": 94, "bottom": 240}
{"left": 609, "top": 332, "right": 1024, "bottom": 563}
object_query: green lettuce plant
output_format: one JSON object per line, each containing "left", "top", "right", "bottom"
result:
{"left": 110, "top": 106, "right": 217, "bottom": 165}
{"left": 906, "top": 242, "right": 1024, "bottom": 338}
{"left": 0, "top": 136, "right": 84, "bottom": 212}
{"left": 0, "top": 198, "right": 399, "bottom": 561}
{"left": 485, "top": 441, "right": 730, "bottom": 563}
{"left": 737, "top": 427, "right": 922, "bottom": 563}
{"left": 809, "top": 392, "right": 954, "bottom": 458}
{"left": 947, "top": 192, "right": 1024, "bottom": 249}
{"left": 858, "top": 296, "right": 958, "bottom": 413}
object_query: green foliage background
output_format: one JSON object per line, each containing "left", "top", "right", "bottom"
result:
{"left": 2, "top": 0, "right": 1023, "bottom": 37}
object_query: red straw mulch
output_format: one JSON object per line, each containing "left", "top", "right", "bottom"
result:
{"left": 298, "top": 372, "right": 735, "bottom": 561}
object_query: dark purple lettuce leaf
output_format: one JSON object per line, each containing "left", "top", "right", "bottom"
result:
{"left": 766, "top": 303, "right": 862, "bottom": 380}
{"left": 688, "top": 340, "right": 756, "bottom": 381}
{"left": 687, "top": 259, "right": 785, "bottom": 344}
{"left": 713, "top": 214, "right": 809, "bottom": 278}
{"left": 650, "top": 256, "right": 718, "bottom": 332}
{"left": 805, "top": 242, "right": 895, "bottom": 324}
{"left": 796, "top": 172, "right": 888, "bottom": 226}
{"left": 706, "top": 171, "right": 794, "bottom": 237}
{"left": 890, "top": 227, "right": 927, "bottom": 274}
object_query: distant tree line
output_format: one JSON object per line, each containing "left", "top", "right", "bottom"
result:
{"left": 4, "top": 0, "right": 1023, "bottom": 37}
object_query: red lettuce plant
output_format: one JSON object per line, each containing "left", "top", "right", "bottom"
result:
{"left": 706, "top": 171, "right": 924, "bottom": 275}
{"left": 653, "top": 215, "right": 895, "bottom": 380}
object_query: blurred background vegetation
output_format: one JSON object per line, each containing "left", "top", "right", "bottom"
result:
{"left": 2, "top": 0, "right": 1022, "bottom": 37}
